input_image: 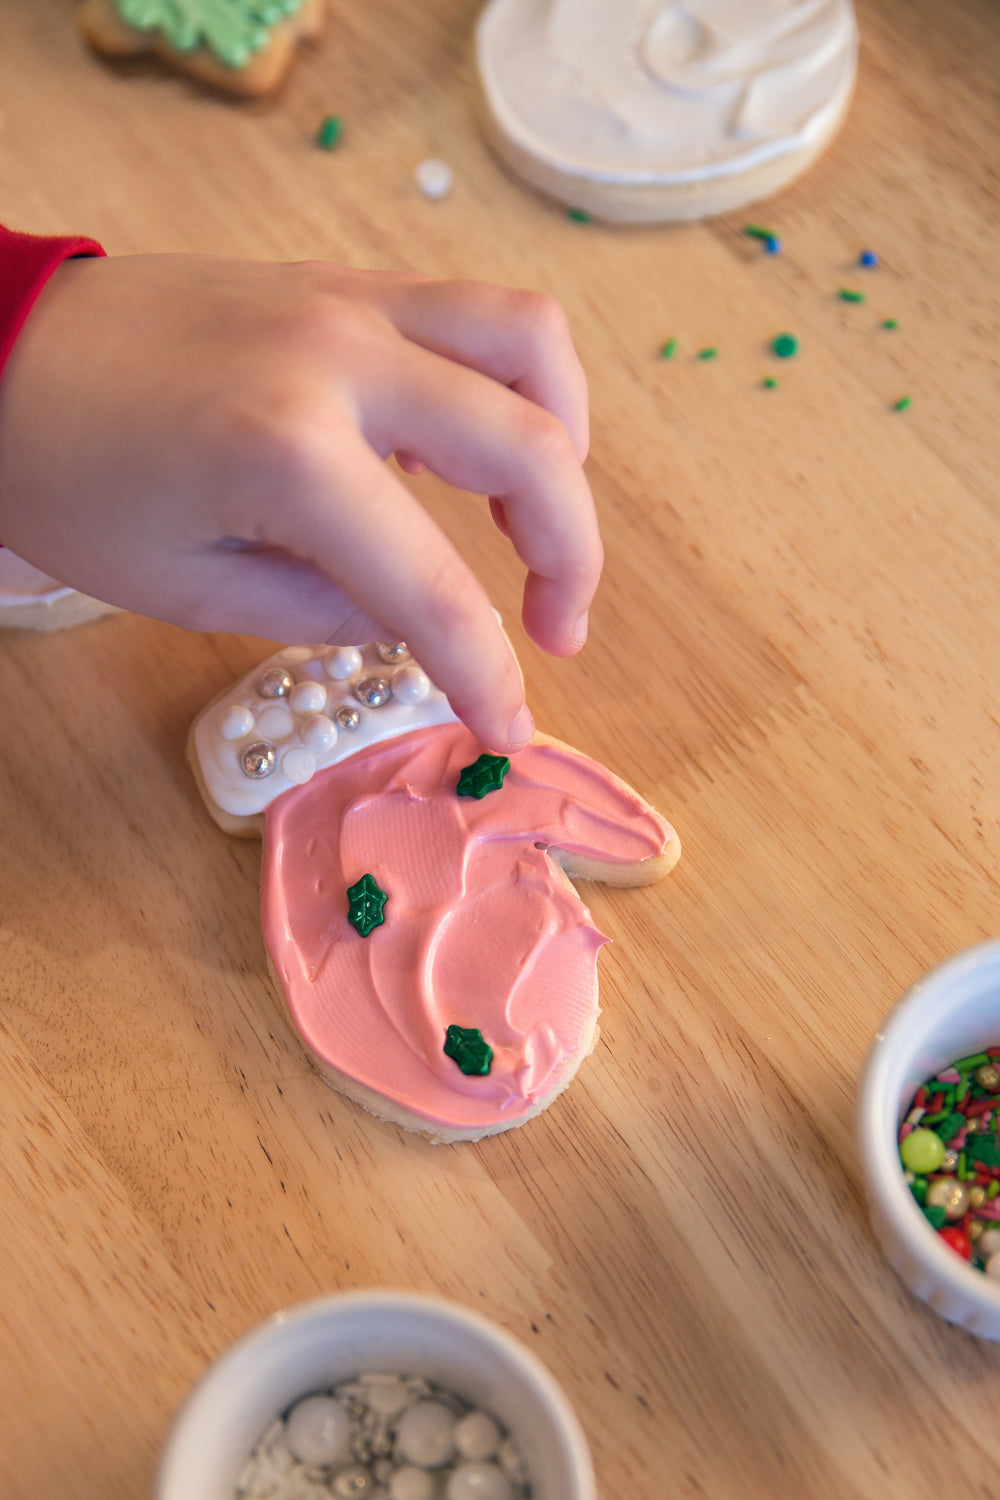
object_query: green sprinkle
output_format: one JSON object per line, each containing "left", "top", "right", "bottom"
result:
{"left": 316, "top": 115, "right": 343, "bottom": 150}
{"left": 909, "top": 1176, "right": 929, "bottom": 1204}
{"left": 762, "top": 376, "right": 779, "bottom": 389}
{"left": 660, "top": 337, "right": 678, "bottom": 360}
{"left": 838, "top": 287, "right": 867, "bottom": 303}
{"left": 957, "top": 1053, "right": 990, "bottom": 1071}
{"left": 772, "top": 332, "right": 799, "bottom": 358}
{"left": 958, "top": 1151, "right": 968, "bottom": 1179}
{"left": 989, "top": 1180, "right": 1000, "bottom": 1200}
{"left": 882, "top": 317, "right": 899, "bottom": 329}
{"left": 922, "top": 1203, "right": 947, "bottom": 1230}
{"left": 456, "top": 752, "right": 510, "bottom": 799}
{"left": 567, "top": 207, "right": 591, "bottom": 223}
{"left": 968, "top": 1137, "right": 1000, "bottom": 1168}
{"left": 346, "top": 873, "right": 387, "bottom": 937}
{"left": 697, "top": 347, "right": 718, "bottom": 360}
{"left": 894, "top": 395, "right": 913, "bottom": 412}
{"left": 936, "top": 1111, "right": 965, "bottom": 1143}
{"left": 743, "top": 224, "right": 775, "bottom": 240}
{"left": 443, "top": 1024, "right": 493, "bottom": 1076}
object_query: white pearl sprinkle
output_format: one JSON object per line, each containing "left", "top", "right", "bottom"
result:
{"left": 300, "top": 713, "right": 338, "bottom": 753}
{"left": 285, "top": 1395, "right": 352, "bottom": 1466}
{"left": 289, "top": 679, "right": 328, "bottom": 714}
{"left": 396, "top": 1400, "right": 456, "bottom": 1468}
{"left": 256, "top": 703, "right": 295, "bottom": 739}
{"left": 454, "top": 1411, "right": 500, "bottom": 1462}
{"left": 278, "top": 646, "right": 314, "bottom": 664}
{"left": 392, "top": 664, "right": 431, "bottom": 704}
{"left": 445, "top": 1461, "right": 514, "bottom": 1500}
{"left": 979, "top": 1228, "right": 1000, "bottom": 1258}
{"left": 389, "top": 1467, "right": 436, "bottom": 1500}
{"left": 219, "top": 704, "right": 255, "bottom": 741}
{"left": 415, "top": 158, "right": 453, "bottom": 199}
{"left": 327, "top": 646, "right": 363, "bottom": 680}
{"left": 281, "top": 746, "right": 317, "bottom": 785}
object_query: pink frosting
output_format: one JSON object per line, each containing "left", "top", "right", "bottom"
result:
{"left": 261, "top": 722, "right": 675, "bottom": 1132}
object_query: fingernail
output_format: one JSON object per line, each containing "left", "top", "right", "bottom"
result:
{"left": 507, "top": 704, "right": 535, "bottom": 749}
{"left": 572, "top": 611, "right": 589, "bottom": 648}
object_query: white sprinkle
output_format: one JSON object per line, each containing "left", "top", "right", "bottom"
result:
{"left": 285, "top": 1395, "right": 352, "bottom": 1467}
{"left": 454, "top": 1411, "right": 500, "bottom": 1461}
{"left": 289, "top": 679, "right": 328, "bottom": 715}
{"left": 415, "top": 158, "right": 453, "bottom": 199}
{"left": 220, "top": 704, "right": 255, "bottom": 741}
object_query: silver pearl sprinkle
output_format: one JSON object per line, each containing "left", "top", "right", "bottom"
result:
{"left": 335, "top": 705, "right": 362, "bottom": 731}
{"left": 333, "top": 1466, "right": 373, "bottom": 1498}
{"left": 354, "top": 675, "right": 393, "bottom": 708}
{"left": 256, "top": 666, "right": 294, "bottom": 699}
{"left": 241, "top": 741, "right": 277, "bottom": 778}
{"left": 376, "top": 641, "right": 410, "bottom": 665}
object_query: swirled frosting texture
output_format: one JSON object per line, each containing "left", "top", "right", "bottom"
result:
{"left": 477, "top": 0, "right": 857, "bottom": 182}
{"left": 261, "top": 722, "right": 675, "bottom": 1132}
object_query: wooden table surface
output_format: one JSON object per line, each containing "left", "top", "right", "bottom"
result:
{"left": 1, "top": 1, "right": 998, "bottom": 1496}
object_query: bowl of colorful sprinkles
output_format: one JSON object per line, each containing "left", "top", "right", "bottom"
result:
{"left": 858, "top": 938, "right": 1000, "bottom": 1338}
{"left": 155, "top": 1290, "right": 595, "bottom": 1500}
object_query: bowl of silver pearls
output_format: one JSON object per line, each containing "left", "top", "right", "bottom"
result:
{"left": 155, "top": 1291, "right": 595, "bottom": 1500}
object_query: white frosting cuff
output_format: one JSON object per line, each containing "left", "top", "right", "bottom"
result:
{"left": 192, "top": 643, "right": 459, "bottom": 818}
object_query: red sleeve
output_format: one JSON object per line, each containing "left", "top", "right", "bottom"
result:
{"left": 0, "top": 226, "right": 105, "bottom": 378}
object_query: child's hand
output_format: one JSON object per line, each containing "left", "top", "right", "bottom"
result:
{"left": 0, "top": 253, "right": 602, "bottom": 751}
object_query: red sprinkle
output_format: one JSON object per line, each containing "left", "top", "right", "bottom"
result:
{"left": 939, "top": 1226, "right": 974, "bottom": 1260}
{"left": 987, "top": 1048, "right": 1000, "bottom": 1058}
{"left": 915, "top": 1087, "right": 928, "bottom": 1106}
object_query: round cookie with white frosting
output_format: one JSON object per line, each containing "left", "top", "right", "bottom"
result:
{"left": 474, "top": 0, "right": 858, "bottom": 222}
{"left": 0, "top": 549, "right": 117, "bottom": 632}
{"left": 189, "top": 641, "right": 681, "bottom": 1142}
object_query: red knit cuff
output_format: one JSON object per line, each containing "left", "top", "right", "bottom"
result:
{"left": 0, "top": 227, "right": 105, "bottom": 378}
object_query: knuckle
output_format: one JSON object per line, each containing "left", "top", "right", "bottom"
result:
{"left": 509, "top": 287, "right": 571, "bottom": 344}
{"left": 516, "top": 401, "right": 575, "bottom": 470}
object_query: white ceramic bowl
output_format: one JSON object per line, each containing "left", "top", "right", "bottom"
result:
{"left": 155, "top": 1290, "right": 596, "bottom": 1500}
{"left": 858, "top": 937, "right": 1000, "bottom": 1338}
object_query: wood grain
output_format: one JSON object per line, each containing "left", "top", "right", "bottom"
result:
{"left": 0, "top": 1, "right": 998, "bottom": 1496}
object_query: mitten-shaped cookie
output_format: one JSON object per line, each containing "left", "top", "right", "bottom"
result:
{"left": 189, "top": 642, "right": 680, "bottom": 1142}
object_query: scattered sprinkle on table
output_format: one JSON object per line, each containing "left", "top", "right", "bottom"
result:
{"left": 764, "top": 235, "right": 782, "bottom": 254}
{"left": 838, "top": 287, "right": 866, "bottom": 302}
{"left": 859, "top": 248, "right": 879, "bottom": 267}
{"left": 660, "top": 337, "right": 678, "bottom": 359}
{"left": 316, "top": 115, "right": 343, "bottom": 150}
{"left": 697, "top": 346, "right": 718, "bottom": 360}
{"left": 743, "top": 223, "right": 775, "bottom": 241}
{"left": 894, "top": 395, "right": 913, "bottom": 411}
{"left": 414, "top": 158, "right": 453, "bottom": 199}
{"left": 898, "top": 1050, "right": 1000, "bottom": 1274}
{"left": 882, "top": 317, "right": 899, "bottom": 329}
{"left": 772, "top": 332, "right": 799, "bottom": 358}
{"left": 762, "top": 376, "right": 779, "bottom": 389}
{"left": 566, "top": 207, "right": 590, "bottom": 223}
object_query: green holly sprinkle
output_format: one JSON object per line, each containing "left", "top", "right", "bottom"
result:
{"left": 346, "top": 873, "right": 387, "bottom": 937}
{"left": 444, "top": 1024, "right": 493, "bottom": 1076}
{"left": 456, "top": 753, "right": 510, "bottom": 799}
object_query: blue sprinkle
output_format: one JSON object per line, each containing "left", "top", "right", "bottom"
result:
{"left": 860, "top": 248, "right": 879, "bottom": 267}
{"left": 765, "top": 235, "right": 782, "bottom": 254}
